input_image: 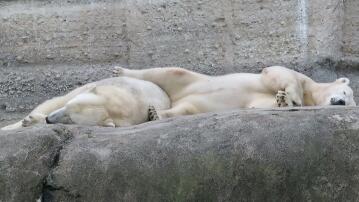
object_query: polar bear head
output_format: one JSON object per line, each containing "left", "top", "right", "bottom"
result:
{"left": 46, "top": 92, "right": 115, "bottom": 127}
{"left": 314, "top": 78, "right": 356, "bottom": 106}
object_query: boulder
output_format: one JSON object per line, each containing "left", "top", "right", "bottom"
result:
{"left": 0, "top": 126, "right": 73, "bottom": 202}
{"left": 1, "top": 107, "right": 359, "bottom": 201}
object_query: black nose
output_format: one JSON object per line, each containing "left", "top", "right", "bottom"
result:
{"left": 338, "top": 100, "right": 346, "bottom": 105}
{"left": 331, "top": 98, "right": 346, "bottom": 105}
{"left": 45, "top": 117, "right": 53, "bottom": 124}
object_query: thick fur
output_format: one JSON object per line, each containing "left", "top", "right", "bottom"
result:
{"left": 114, "top": 66, "right": 356, "bottom": 119}
{"left": 1, "top": 77, "right": 170, "bottom": 130}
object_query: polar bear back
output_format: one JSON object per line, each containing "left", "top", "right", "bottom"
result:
{"left": 92, "top": 77, "right": 170, "bottom": 110}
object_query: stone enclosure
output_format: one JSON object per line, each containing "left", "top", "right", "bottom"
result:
{"left": 0, "top": 0, "right": 359, "bottom": 201}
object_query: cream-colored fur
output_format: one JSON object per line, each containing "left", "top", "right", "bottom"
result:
{"left": 1, "top": 77, "right": 170, "bottom": 130}
{"left": 114, "top": 65, "right": 356, "bottom": 119}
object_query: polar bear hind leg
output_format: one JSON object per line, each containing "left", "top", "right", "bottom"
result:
{"left": 113, "top": 66, "right": 207, "bottom": 98}
{"left": 148, "top": 102, "right": 198, "bottom": 120}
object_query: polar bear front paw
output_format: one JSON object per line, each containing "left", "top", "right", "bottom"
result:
{"left": 276, "top": 90, "right": 290, "bottom": 107}
{"left": 22, "top": 118, "right": 32, "bottom": 127}
{"left": 148, "top": 105, "right": 160, "bottom": 121}
{"left": 112, "top": 66, "right": 124, "bottom": 76}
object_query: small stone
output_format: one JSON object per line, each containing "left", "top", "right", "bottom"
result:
{"left": 184, "top": 49, "right": 190, "bottom": 53}
{"left": 87, "top": 133, "right": 95, "bottom": 138}
{"left": 46, "top": 55, "right": 54, "bottom": 59}
{"left": 16, "top": 56, "right": 23, "bottom": 61}
{"left": 21, "top": 37, "right": 29, "bottom": 43}
{"left": 146, "top": 26, "right": 152, "bottom": 30}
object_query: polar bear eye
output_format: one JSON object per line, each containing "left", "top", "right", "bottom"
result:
{"left": 343, "top": 91, "right": 346, "bottom": 95}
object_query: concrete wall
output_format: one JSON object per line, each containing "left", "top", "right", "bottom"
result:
{"left": 0, "top": 0, "right": 351, "bottom": 70}
{"left": 344, "top": 0, "right": 359, "bottom": 59}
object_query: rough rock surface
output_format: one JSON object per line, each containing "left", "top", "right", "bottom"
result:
{"left": 344, "top": 0, "right": 359, "bottom": 59}
{"left": 0, "top": 126, "right": 72, "bottom": 202}
{"left": 1, "top": 107, "right": 359, "bottom": 201}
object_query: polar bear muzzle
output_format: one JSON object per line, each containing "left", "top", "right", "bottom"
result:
{"left": 46, "top": 107, "right": 74, "bottom": 124}
{"left": 330, "top": 98, "right": 346, "bottom": 105}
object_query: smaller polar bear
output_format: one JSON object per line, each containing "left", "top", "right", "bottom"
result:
{"left": 1, "top": 77, "right": 170, "bottom": 131}
{"left": 113, "top": 65, "right": 356, "bottom": 120}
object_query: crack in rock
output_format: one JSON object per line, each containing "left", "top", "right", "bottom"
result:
{"left": 38, "top": 126, "right": 75, "bottom": 202}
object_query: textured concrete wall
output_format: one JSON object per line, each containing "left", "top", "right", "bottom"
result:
{"left": 1, "top": 108, "right": 359, "bottom": 202}
{"left": 343, "top": 0, "right": 359, "bottom": 59}
{"left": 0, "top": 0, "right": 349, "bottom": 70}
{"left": 308, "top": 0, "right": 343, "bottom": 60}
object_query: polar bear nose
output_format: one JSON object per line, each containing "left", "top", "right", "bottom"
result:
{"left": 330, "top": 98, "right": 346, "bottom": 105}
{"left": 45, "top": 116, "right": 53, "bottom": 124}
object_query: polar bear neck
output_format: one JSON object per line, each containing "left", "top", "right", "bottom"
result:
{"left": 295, "top": 72, "right": 321, "bottom": 106}
{"left": 301, "top": 75, "right": 333, "bottom": 106}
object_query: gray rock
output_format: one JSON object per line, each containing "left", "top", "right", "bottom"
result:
{"left": 3, "top": 107, "right": 359, "bottom": 201}
{"left": 0, "top": 126, "right": 73, "bottom": 202}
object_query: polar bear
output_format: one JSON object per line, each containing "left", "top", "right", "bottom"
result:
{"left": 113, "top": 65, "right": 356, "bottom": 120}
{"left": 1, "top": 77, "right": 170, "bottom": 130}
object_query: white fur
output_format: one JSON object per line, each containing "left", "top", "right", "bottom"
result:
{"left": 2, "top": 77, "right": 170, "bottom": 130}
{"left": 115, "top": 65, "right": 356, "bottom": 119}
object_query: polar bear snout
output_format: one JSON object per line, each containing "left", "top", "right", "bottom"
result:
{"left": 46, "top": 107, "right": 74, "bottom": 125}
{"left": 330, "top": 98, "right": 346, "bottom": 106}
{"left": 45, "top": 116, "right": 53, "bottom": 124}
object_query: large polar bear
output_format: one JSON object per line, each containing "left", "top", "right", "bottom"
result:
{"left": 114, "top": 65, "right": 356, "bottom": 120}
{"left": 1, "top": 77, "right": 170, "bottom": 131}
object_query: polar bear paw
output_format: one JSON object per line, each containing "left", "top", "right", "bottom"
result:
{"left": 22, "top": 117, "right": 33, "bottom": 127}
{"left": 112, "top": 66, "right": 124, "bottom": 76}
{"left": 148, "top": 105, "right": 160, "bottom": 121}
{"left": 276, "top": 90, "right": 291, "bottom": 107}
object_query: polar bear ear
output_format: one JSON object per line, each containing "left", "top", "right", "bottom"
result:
{"left": 336, "top": 78, "right": 350, "bottom": 85}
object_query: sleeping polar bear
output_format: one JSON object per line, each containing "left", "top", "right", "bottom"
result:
{"left": 1, "top": 77, "right": 170, "bottom": 131}
{"left": 114, "top": 65, "right": 356, "bottom": 120}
